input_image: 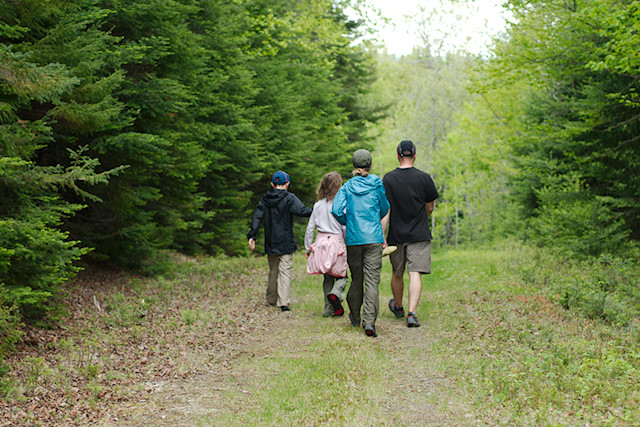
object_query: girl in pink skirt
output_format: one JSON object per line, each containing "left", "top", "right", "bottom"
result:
{"left": 304, "top": 172, "right": 349, "bottom": 317}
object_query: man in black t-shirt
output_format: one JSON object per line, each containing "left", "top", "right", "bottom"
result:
{"left": 381, "top": 140, "right": 439, "bottom": 328}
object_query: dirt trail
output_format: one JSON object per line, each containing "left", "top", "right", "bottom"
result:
{"left": 123, "top": 298, "right": 467, "bottom": 426}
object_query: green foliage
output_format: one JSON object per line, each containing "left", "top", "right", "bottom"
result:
{"left": 528, "top": 175, "right": 630, "bottom": 257}
{"left": 0, "top": 0, "right": 381, "bottom": 368}
{"left": 478, "top": 0, "right": 640, "bottom": 255}
{"left": 0, "top": 2, "right": 124, "bottom": 353}
{"left": 430, "top": 82, "right": 521, "bottom": 246}
{"left": 0, "top": 288, "right": 22, "bottom": 371}
{"left": 0, "top": 147, "right": 122, "bottom": 322}
{"left": 368, "top": 49, "right": 520, "bottom": 247}
{"left": 369, "top": 50, "right": 472, "bottom": 174}
{"left": 516, "top": 245, "right": 640, "bottom": 327}
{"left": 2, "top": 0, "right": 380, "bottom": 267}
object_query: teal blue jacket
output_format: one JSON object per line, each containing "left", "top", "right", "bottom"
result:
{"left": 331, "top": 174, "right": 390, "bottom": 246}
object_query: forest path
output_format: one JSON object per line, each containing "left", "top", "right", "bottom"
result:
{"left": 123, "top": 261, "right": 472, "bottom": 426}
{"left": 7, "top": 248, "right": 637, "bottom": 425}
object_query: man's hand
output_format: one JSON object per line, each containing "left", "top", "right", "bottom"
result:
{"left": 248, "top": 238, "right": 255, "bottom": 251}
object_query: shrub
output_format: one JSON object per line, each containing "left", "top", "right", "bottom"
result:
{"left": 514, "top": 244, "right": 640, "bottom": 327}
{"left": 529, "top": 176, "right": 630, "bottom": 258}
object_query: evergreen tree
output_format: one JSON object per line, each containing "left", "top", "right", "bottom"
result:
{"left": 0, "top": 2, "right": 122, "bottom": 324}
{"left": 484, "top": 0, "right": 640, "bottom": 255}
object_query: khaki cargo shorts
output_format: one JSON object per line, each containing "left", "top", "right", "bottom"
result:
{"left": 389, "top": 240, "right": 432, "bottom": 276}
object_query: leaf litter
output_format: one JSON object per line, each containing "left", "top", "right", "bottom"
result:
{"left": 0, "top": 256, "right": 276, "bottom": 425}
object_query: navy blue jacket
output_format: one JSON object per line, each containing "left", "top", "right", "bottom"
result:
{"left": 248, "top": 189, "right": 312, "bottom": 255}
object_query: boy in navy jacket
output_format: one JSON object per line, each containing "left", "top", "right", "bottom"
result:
{"left": 248, "top": 171, "right": 312, "bottom": 311}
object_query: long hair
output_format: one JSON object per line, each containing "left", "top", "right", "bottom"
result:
{"left": 317, "top": 171, "right": 342, "bottom": 201}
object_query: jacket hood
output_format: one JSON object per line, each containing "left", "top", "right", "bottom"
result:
{"left": 263, "top": 189, "right": 289, "bottom": 208}
{"left": 343, "top": 175, "right": 381, "bottom": 196}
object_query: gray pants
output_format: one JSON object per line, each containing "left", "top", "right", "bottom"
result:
{"left": 346, "top": 243, "right": 383, "bottom": 326}
{"left": 322, "top": 274, "right": 348, "bottom": 316}
{"left": 266, "top": 253, "right": 293, "bottom": 307}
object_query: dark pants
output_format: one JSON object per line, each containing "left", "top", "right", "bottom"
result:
{"left": 346, "top": 243, "right": 383, "bottom": 325}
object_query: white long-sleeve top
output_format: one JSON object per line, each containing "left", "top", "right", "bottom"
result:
{"left": 304, "top": 198, "right": 346, "bottom": 252}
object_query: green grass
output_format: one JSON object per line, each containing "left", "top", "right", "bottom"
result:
{"left": 197, "top": 261, "right": 401, "bottom": 425}
{"left": 427, "top": 244, "right": 640, "bottom": 425}
{"left": 8, "top": 244, "right": 639, "bottom": 425}
{"left": 196, "top": 243, "right": 640, "bottom": 425}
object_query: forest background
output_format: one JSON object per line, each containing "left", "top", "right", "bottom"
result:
{"left": 1, "top": 0, "right": 640, "bottom": 394}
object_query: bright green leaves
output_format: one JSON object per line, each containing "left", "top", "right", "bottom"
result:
{"left": 480, "top": 0, "right": 640, "bottom": 256}
{"left": 586, "top": 0, "right": 640, "bottom": 76}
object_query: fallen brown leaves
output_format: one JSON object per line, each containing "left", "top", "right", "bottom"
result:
{"left": 0, "top": 255, "right": 271, "bottom": 426}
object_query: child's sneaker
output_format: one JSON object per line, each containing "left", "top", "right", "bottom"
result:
{"left": 280, "top": 305, "right": 291, "bottom": 312}
{"left": 406, "top": 312, "right": 420, "bottom": 328}
{"left": 327, "top": 294, "right": 344, "bottom": 316}
{"left": 388, "top": 299, "right": 405, "bottom": 318}
{"left": 327, "top": 293, "right": 340, "bottom": 310}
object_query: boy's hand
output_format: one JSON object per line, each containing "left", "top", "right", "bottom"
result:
{"left": 305, "top": 251, "right": 311, "bottom": 259}
{"left": 248, "top": 238, "right": 255, "bottom": 251}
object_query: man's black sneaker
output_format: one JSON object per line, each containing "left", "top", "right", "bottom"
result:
{"left": 364, "top": 324, "right": 377, "bottom": 337}
{"left": 388, "top": 299, "right": 405, "bottom": 318}
{"left": 280, "top": 305, "right": 291, "bottom": 312}
{"left": 406, "top": 312, "right": 421, "bottom": 328}
{"left": 348, "top": 313, "right": 360, "bottom": 327}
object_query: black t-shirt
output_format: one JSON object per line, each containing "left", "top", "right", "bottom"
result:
{"left": 383, "top": 167, "right": 439, "bottom": 244}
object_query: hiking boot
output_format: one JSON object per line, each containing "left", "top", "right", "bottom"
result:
{"left": 363, "top": 324, "right": 377, "bottom": 337}
{"left": 280, "top": 305, "right": 291, "bottom": 312}
{"left": 406, "top": 312, "right": 421, "bottom": 328}
{"left": 327, "top": 294, "right": 344, "bottom": 316}
{"left": 348, "top": 312, "right": 360, "bottom": 327}
{"left": 388, "top": 299, "right": 405, "bottom": 319}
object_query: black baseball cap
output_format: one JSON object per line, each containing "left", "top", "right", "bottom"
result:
{"left": 397, "top": 140, "right": 416, "bottom": 157}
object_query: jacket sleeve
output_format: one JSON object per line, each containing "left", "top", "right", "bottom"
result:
{"left": 331, "top": 187, "right": 347, "bottom": 225}
{"left": 290, "top": 194, "right": 313, "bottom": 218}
{"left": 378, "top": 184, "right": 390, "bottom": 219}
{"left": 247, "top": 198, "right": 265, "bottom": 240}
{"left": 304, "top": 208, "right": 317, "bottom": 252}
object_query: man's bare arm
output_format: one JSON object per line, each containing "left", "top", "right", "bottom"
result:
{"left": 381, "top": 212, "right": 390, "bottom": 247}
{"left": 426, "top": 201, "right": 434, "bottom": 217}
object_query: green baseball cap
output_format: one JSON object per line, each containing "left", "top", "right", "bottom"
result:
{"left": 352, "top": 149, "right": 372, "bottom": 168}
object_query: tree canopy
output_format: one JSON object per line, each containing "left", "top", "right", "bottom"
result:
{"left": 0, "top": 0, "right": 380, "bottom": 328}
